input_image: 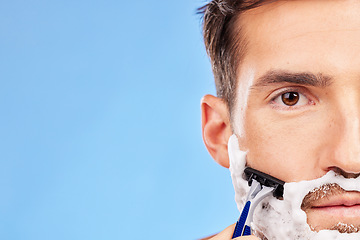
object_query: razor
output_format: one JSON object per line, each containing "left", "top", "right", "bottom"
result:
{"left": 232, "top": 167, "right": 285, "bottom": 238}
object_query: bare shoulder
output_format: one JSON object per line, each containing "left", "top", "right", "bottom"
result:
{"left": 199, "top": 235, "right": 216, "bottom": 240}
{"left": 199, "top": 224, "right": 235, "bottom": 240}
{"left": 199, "top": 224, "right": 260, "bottom": 240}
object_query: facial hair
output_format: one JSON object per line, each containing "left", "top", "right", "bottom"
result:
{"left": 301, "top": 183, "right": 360, "bottom": 234}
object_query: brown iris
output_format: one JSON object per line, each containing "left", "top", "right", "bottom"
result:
{"left": 281, "top": 92, "right": 299, "bottom": 106}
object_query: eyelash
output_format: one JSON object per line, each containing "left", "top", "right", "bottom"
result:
{"left": 269, "top": 87, "right": 315, "bottom": 110}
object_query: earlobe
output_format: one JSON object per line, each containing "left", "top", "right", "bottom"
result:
{"left": 201, "top": 94, "right": 233, "bottom": 168}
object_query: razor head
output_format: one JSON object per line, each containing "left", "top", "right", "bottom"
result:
{"left": 243, "top": 167, "right": 285, "bottom": 199}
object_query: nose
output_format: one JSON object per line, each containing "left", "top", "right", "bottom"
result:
{"left": 326, "top": 105, "right": 360, "bottom": 176}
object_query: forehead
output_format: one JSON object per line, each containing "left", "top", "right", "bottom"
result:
{"left": 238, "top": 0, "right": 360, "bottom": 77}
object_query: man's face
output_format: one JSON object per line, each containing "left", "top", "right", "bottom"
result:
{"left": 234, "top": 0, "right": 360, "bottom": 232}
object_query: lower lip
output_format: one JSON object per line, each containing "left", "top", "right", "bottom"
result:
{"left": 312, "top": 204, "right": 360, "bottom": 217}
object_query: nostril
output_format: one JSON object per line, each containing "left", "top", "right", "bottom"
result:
{"left": 328, "top": 167, "right": 360, "bottom": 179}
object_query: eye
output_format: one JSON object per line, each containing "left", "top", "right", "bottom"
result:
{"left": 282, "top": 92, "right": 299, "bottom": 106}
{"left": 272, "top": 91, "right": 310, "bottom": 108}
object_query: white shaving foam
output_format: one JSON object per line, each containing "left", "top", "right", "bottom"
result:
{"left": 228, "top": 134, "right": 360, "bottom": 239}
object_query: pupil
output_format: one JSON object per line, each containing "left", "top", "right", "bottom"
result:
{"left": 282, "top": 92, "right": 299, "bottom": 106}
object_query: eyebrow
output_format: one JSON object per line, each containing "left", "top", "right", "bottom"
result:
{"left": 252, "top": 70, "right": 333, "bottom": 88}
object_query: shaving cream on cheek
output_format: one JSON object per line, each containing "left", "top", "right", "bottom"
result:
{"left": 228, "top": 135, "right": 360, "bottom": 240}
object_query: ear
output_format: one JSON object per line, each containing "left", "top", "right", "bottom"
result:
{"left": 201, "top": 94, "right": 233, "bottom": 168}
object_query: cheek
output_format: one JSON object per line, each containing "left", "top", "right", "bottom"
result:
{"left": 242, "top": 110, "right": 331, "bottom": 182}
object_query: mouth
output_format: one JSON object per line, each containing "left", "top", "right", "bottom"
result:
{"left": 302, "top": 185, "right": 360, "bottom": 232}
{"left": 310, "top": 194, "right": 360, "bottom": 217}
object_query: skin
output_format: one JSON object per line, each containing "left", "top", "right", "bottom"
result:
{"left": 202, "top": 0, "right": 360, "bottom": 238}
{"left": 206, "top": 224, "right": 258, "bottom": 240}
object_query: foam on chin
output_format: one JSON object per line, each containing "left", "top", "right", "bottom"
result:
{"left": 228, "top": 135, "right": 360, "bottom": 239}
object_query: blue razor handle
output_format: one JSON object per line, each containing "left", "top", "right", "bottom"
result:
{"left": 231, "top": 179, "right": 275, "bottom": 239}
{"left": 232, "top": 168, "right": 285, "bottom": 239}
{"left": 232, "top": 201, "right": 251, "bottom": 238}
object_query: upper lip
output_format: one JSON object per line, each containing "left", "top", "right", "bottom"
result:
{"left": 311, "top": 192, "right": 360, "bottom": 208}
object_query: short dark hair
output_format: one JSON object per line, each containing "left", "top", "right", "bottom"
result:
{"left": 199, "top": 0, "right": 270, "bottom": 114}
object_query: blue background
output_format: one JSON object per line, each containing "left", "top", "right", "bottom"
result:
{"left": 0, "top": 0, "right": 238, "bottom": 239}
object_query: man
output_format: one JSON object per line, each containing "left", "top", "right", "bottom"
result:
{"left": 199, "top": 0, "right": 360, "bottom": 239}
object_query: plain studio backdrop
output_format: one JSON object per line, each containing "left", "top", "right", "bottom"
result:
{"left": 0, "top": 1, "right": 237, "bottom": 239}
